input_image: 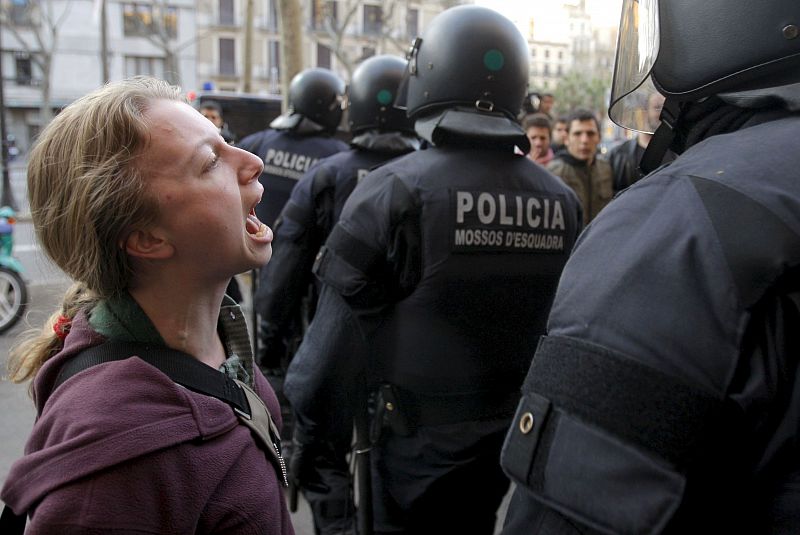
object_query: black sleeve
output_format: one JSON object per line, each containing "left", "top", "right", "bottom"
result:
{"left": 254, "top": 165, "right": 335, "bottom": 343}
{"left": 284, "top": 284, "right": 368, "bottom": 441}
{"left": 312, "top": 171, "right": 422, "bottom": 318}
{"left": 721, "top": 280, "right": 800, "bottom": 533}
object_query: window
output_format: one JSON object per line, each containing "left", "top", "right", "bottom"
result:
{"left": 531, "top": 48, "right": 536, "bottom": 57}
{"left": 123, "top": 3, "right": 178, "bottom": 39}
{"left": 219, "top": 38, "right": 236, "bottom": 76}
{"left": 162, "top": 6, "right": 178, "bottom": 38}
{"left": 266, "top": 0, "right": 278, "bottom": 31}
{"left": 123, "top": 4, "right": 151, "bottom": 36}
{"left": 219, "top": 0, "right": 234, "bottom": 26}
{"left": 267, "top": 39, "right": 280, "bottom": 80}
{"left": 558, "top": 50, "right": 563, "bottom": 60}
{"left": 14, "top": 53, "right": 32, "bottom": 86}
{"left": 311, "top": 0, "right": 323, "bottom": 29}
{"left": 10, "top": 0, "right": 31, "bottom": 25}
{"left": 544, "top": 49, "right": 550, "bottom": 59}
{"left": 311, "top": 0, "right": 336, "bottom": 30}
{"left": 557, "top": 65, "right": 563, "bottom": 76}
{"left": 543, "top": 64, "right": 550, "bottom": 76}
{"left": 363, "top": 5, "right": 382, "bottom": 35}
{"left": 124, "top": 55, "right": 165, "bottom": 78}
{"left": 317, "top": 43, "right": 331, "bottom": 69}
{"left": 328, "top": 1, "right": 338, "bottom": 25}
{"left": 362, "top": 46, "right": 375, "bottom": 60}
{"left": 406, "top": 8, "right": 418, "bottom": 38}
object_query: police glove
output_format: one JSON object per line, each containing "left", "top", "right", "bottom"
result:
{"left": 289, "top": 439, "right": 330, "bottom": 493}
{"left": 258, "top": 320, "right": 288, "bottom": 370}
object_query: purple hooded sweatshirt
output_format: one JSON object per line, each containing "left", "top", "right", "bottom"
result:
{"left": 1, "top": 312, "right": 295, "bottom": 535}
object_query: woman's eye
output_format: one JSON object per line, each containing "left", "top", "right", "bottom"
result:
{"left": 204, "top": 154, "right": 219, "bottom": 173}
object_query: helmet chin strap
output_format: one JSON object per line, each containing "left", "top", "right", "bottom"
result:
{"left": 639, "top": 97, "right": 682, "bottom": 175}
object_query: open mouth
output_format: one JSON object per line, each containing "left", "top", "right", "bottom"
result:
{"left": 246, "top": 208, "right": 270, "bottom": 239}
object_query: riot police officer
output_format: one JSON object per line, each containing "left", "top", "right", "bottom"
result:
{"left": 238, "top": 68, "right": 349, "bottom": 230}
{"left": 239, "top": 68, "right": 348, "bottom": 499}
{"left": 258, "top": 54, "right": 420, "bottom": 535}
{"left": 501, "top": 1, "right": 800, "bottom": 533}
{"left": 286, "top": 6, "right": 581, "bottom": 534}
{"left": 238, "top": 68, "right": 347, "bottom": 366}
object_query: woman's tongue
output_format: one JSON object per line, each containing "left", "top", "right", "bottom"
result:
{"left": 247, "top": 210, "right": 270, "bottom": 238}
{"left": 246, "top": 214, "right": 260, "bottom": 235}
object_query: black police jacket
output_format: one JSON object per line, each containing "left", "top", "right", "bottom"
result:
{"left": 501, "top": 115, "right": 800, "bottom": 534}
{"left": 294, "top": 145, "right": 581, "bottom": 429}
{"left": 254, "top": 146, "right": 412, "bottom": 358}
{"left": 237, "top": 128, "right": 348, "bottom": 228}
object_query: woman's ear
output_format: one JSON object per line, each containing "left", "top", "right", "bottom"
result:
{"left": 122, "top": 228, "right": 174, "bottom": 260}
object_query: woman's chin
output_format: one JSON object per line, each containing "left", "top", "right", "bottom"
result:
{"left": 252, "top": 245, "right": 272, "bottom": 267}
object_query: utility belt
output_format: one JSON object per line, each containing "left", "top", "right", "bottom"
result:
{"left": 371, "top": 383, "right": 519, "bottom": 439}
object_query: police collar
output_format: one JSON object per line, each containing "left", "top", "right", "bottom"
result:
{"left": 269, "top": 113, "right": 331, "bottom": 135}
{"left": 414, "top": 107, "right": 530, "bottom": 152}
{"left": 641, "top": 91, "right": 797, "bottom": 174}
{"left": 719, "top": 82, "right": 800, "bottom": 111}
{"left": 351, "top": 130, "right": 421, "bottom": 153}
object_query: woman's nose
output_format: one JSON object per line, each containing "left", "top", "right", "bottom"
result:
{"left": 236, "top": 147, "right": 264, "bottom": 184}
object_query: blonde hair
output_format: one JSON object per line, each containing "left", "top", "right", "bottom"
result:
{"left": 7, "top": 76, "right": 183, "bottom": 387}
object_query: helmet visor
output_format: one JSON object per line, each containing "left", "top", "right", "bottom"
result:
{"left": 608, "top": 0, "right": 662, "bottom": 133}
{"left": 393, "top": 37, "right": 421, "bottom": 113}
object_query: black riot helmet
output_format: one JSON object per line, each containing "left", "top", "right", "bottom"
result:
{"left": 347, "top": 55, "right": 414, "bottom": 135}
{"left": 270, "top": 68, "right": 345, "bottom": 133}
{"left": 609, "top": 0, "right": 800, "bottom": 134}
{"left": 398, "top": 5, "right": 530, "bottom": 122}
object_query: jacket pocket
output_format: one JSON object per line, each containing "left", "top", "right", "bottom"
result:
{"left": 502, "top": 395, "right": 685, "bottom": 535}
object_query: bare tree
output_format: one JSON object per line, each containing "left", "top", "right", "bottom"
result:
{"left": 308, "top": 0, "right": 460, "bottom": 78}
{"left": 308, "top": 0, "right": 397, "bottom": 78}
{"left": 242, "top": 0, "right": 254, "bottom": 92}
{"left": 0, "top": 0, "right": 72, "bottom": 125}
{"left": 124, "top": 0, "right": 183, "bottom": 84}
{"left": 309, "top": 0, "right": 362, "bottom": 77}
{"left": 277, "top": 0, "right": 303, "bottom": 109}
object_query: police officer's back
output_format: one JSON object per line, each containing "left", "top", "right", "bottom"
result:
{"left": 501, "top": 1, "right": 800, "bottom": 533}
{"left": 238, "top": 69, "right": 348, "bottom": 513}
{"left": 238, "top": 68, "right": 349, "bottom": 229}
{"left": 257, "top": 55, "right": 420, "bottom": 535}
{"left": 254, "top": 56, "right": 419, "bottom": 371}
{"left": 287, "top": 6, "right": 581, "bottom": 534}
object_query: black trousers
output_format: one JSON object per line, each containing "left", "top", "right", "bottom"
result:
{"left": 371, "top": 422, "right": 510, "bottom": 534}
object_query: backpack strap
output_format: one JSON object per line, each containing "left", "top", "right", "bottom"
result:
{"left": 53, "top": 341, "right": 286, "bottom": 481}
{"left": 53, "top": 340, "right": 251, "bottom": 417}
{"left": 53, "top": 341, "right": 286, "bottom": 483}
{"left": 0, "top": 503, "right": 25, "bottom": 535}
{"left": 2, "top": 340, "right": 289, "bottom": 529}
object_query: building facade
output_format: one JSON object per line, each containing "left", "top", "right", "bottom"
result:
{"left": 193, "top": 0, "right": 453, "bottom": 96}
{"left": 1, "top": 0, "right": 197, "bottom": 153}
{"left": 513, "top": 0, "right": 617, "bottom": 97}
{"left": 0, "top": 0, "right": 617, "bottom": 153}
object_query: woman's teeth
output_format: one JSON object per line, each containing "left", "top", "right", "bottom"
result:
{"left": 255, "top": 223, "right": 268, "bottom": 238}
